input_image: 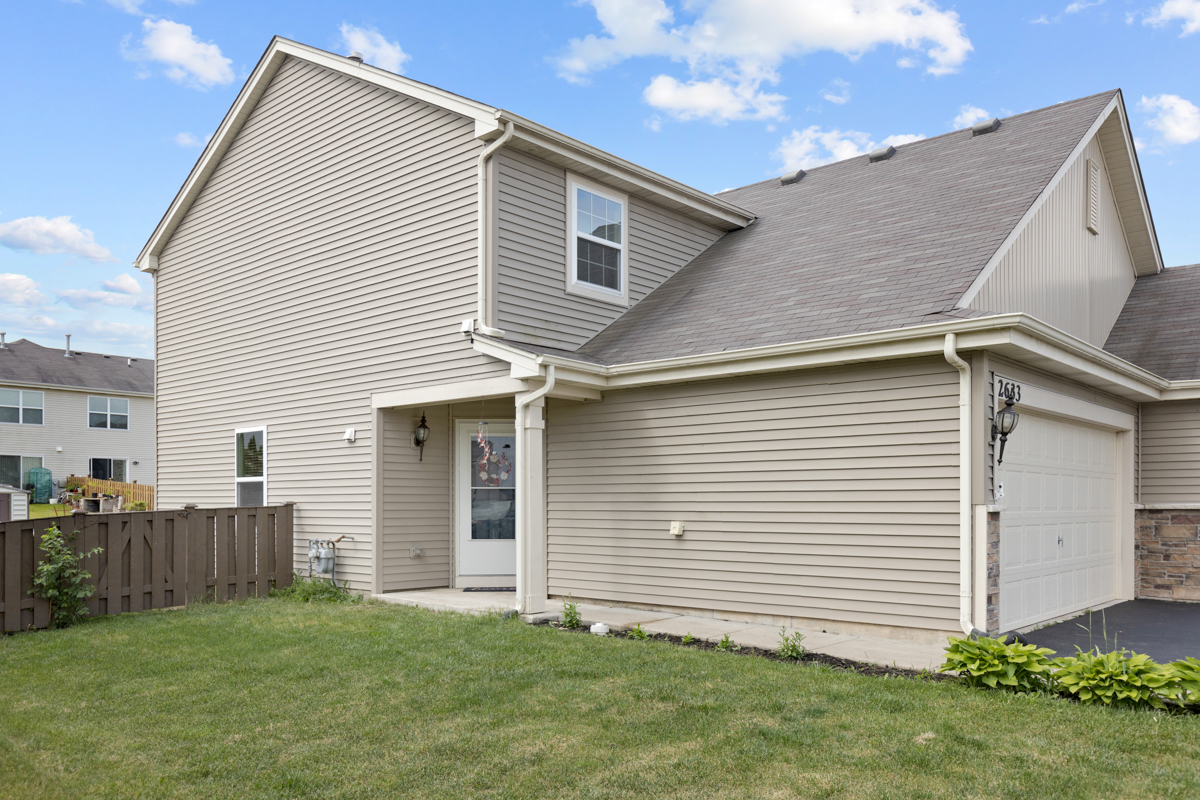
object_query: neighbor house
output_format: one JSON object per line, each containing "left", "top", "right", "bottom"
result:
{"left": 0, "top": 337, "right": 155, "bottom": 493}
{"left": 135, "top": 37, "right": 1200, "bottom": 642}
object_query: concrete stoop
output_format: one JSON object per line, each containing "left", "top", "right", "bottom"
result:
{"left": 373, "top": 589, "right": 948, "bottom": 672}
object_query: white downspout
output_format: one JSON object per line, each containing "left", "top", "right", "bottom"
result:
{"left": 943, "top": 334, "right": 975, "bottom": 636}
{"left": 514, "top": 364, "right": 555, "bottom": 614}
{"left": 475, "top": 120, "right": 514, "bottom": 338}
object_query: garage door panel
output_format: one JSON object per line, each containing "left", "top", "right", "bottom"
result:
{"left": 999, "top": 413, "right": 1118, "bottom": 631}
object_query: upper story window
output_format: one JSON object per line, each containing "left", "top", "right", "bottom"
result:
{"left": 0, "top": 389, "right": 43, "bottom": 425}
{"left": 89, "top": 396, "right": 129, "bottom": 430}
{"left": 566, "top": 175, "right": 630, "bottom": 306}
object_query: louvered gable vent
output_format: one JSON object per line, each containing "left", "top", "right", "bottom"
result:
{"left": 1086, "top": 157, "right": 1101, "bottom": 235}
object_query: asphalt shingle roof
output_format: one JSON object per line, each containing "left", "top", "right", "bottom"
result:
{"left": 1105, "top": 264, "right": 1200, "bottom": 380}
{"left": 552, "top": 90, "right": 1118, "bottom": 366}
{"left": 0, "top": 339, "right": 154, "bottom": 394}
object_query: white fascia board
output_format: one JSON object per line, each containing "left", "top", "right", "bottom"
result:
{"left": 135, "top": 37, "right": 497, "bottom": 269}
{"left": 494, "top": 110, "right": 755, "bottom": 231}
{"left": 371, "top": 377, "right": 528, "bottom": 409}
{"left": 0, "top": 379, "right": 153, "bottom": 398}
{"left": 957, "top": 96, "right": 1121, "bottom": 308}
{"left": 1110, "top": 96, "right": 1164, "bottom": 275}
{"left": 474, "top": 313, "right": 1169, "bottom": 401}
{"left": 1159, "top": 381, "right": 1200, "bottom": 401}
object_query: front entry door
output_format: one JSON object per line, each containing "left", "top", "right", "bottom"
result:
{"left": 456, "top": 420, "right": 517, "bottom": 581}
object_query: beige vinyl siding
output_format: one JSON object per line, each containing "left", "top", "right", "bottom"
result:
{"left": 154, "top": 56, "right": 509, "bottom": 591}
{"left": 969, "top": 136, "right": 1137, "bottom": 346}
{"left": 0, "top": 386, "right": 154, "bottom": 487}
{"left": 545, "top": 358, "right": 962, "bottom": 631}
{"left": 494, "top": 149, "right": 724, "bottom": 349}
{"left": 1139, "top": 401, "right": 1200, "bottom": 504}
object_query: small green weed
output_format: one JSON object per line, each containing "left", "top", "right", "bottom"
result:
{"left": 627, "top": 623, "right": 649, "bottom": 640}
{"left": 560, "top": 593, "right": 582, "bottom": 629}
{"left": 777, "top": 626, "right": 806, "bottom": 660}
{"left": 271, "top": 574, "right": 362, "bottom": 604}
{"left": 716, "top": 633, "right": 740, "bottom": 652}
{"left": 681, "top": 633, "right": 695, "bottom": 645}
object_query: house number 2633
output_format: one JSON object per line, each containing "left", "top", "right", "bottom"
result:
{"left": 997, "top": 379, "right": 1022, "bottom": 403}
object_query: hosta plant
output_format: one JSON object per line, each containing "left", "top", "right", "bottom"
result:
{"left": 1052, "top": 648, "right": 1175, "bottom": 710}
{"left": 1167, "top": 657, "right": 1200, "bottom": 705}
{"left": 941, "top": 636, "right": 1055, "bottom": 692}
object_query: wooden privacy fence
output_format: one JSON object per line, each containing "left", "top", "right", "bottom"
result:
{"left": 0, "top": 504, "right": 293, "bottom": 632}
{"left": 65, "top": 476, "right": 155, "bottom": 508}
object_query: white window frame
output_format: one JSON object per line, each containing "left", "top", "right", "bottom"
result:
{"left": 234, "top": 425, "right": 268, "bottom": 507}
{"left": 88, "top": 457, "right": 130, "bottom": 482}
{"left": 87, "top": 395, "right": 130, "bottom": 432}
{"left": 565, "top": 173, "right": 630, "bottom": 307}
{"left": 0, "top": 389, "right": 44, "bottom": 426}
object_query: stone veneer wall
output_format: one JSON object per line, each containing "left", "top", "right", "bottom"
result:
{"left": 986, "top": 511, "right": 1000, "bottom": 633}
{"left": 1136, "top": 509, "right": 1200, "bottom": 602}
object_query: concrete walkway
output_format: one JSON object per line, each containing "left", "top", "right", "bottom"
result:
{"left": 374, "top": 588, "right": 949, "bottom": 672}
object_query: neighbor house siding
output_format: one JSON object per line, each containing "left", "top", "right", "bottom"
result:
{"left": 969, "top": 135, "right": 1137, "bottom": 346}
{"left": 0, "top": 386, "right": 154, "bottom": 487}
{"left": 154, "top": 56, "right": 509, "bottom": 590}
{"left": 545, "top": 358, "right": 962, "bottom": 631}
{"left": 1139, "top": 400, "right": 1200, "bottom": 504}
{"left": 493, "top": 149, "right": 724, "bottom": 349}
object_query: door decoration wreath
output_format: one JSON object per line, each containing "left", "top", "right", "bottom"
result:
{"left": 476, "top": 424, "right": 511, "bottom": 486}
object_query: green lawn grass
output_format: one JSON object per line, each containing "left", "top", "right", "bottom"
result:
{"left": 27, "top": 504, "right": 71, "bottom": 519}
{"left": 2, "top": 600, "right": 1199, "bottom": 800}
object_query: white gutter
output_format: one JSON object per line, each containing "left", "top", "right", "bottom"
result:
{"left": 514, "top": 365, "right": 555, "bottom": 614}
{"left": 473, "top": 120, "right": 515, "bottom": 338}
{"left": 943, "top": 334, "right": 976, "bottom": 637}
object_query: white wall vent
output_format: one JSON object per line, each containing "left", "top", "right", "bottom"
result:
{"left": 1086, "top": 157, "right": 1101, "bottom": 235}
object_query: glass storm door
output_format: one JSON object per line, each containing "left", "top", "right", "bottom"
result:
{"left": 456, "top": 421, "right": 517, "bottom": 579}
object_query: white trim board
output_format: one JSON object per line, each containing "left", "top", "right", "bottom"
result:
{"left": 995, "top": 373, "right": 1135, "bottom": 431}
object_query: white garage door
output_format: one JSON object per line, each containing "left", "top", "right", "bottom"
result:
{"left": 998, "top": 413, "right": 1118, "bottom": 631}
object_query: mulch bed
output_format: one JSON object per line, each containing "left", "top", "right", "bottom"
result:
{"left": 535, "top": 620, "right": 954, "bottom": 682}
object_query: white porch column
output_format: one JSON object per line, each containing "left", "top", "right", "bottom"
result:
{"left": 515, "top": 393, "right": 549, "bottom": 614}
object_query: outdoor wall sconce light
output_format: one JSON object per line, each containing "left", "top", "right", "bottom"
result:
{"left": 992, "top": 381, "right": 1021, "bottom": 464}
{"left": 414, "top": 414, "right": 430, "bottom": 462}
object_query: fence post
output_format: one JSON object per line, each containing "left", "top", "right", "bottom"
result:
{"left": 277, "top": 502, "right": 295, "bottom": 591}
{"left": 184, "top": 504, "right": 207, "bottom": 604}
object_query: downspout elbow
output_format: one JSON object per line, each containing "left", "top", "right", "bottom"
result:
{"left": 943, "top": 334, "right": 976, "bottom": 637}
{"left": 476, "top": 120, "right": 515, "bottom": 339}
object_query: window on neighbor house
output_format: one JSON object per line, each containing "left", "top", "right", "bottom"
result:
{"left": 0, "top": 389, "right": 43, "bottom": 425}
{"left": 88, "top": 396, "right": 129, "bottom": 429}
{"left": 568, "top": 177, "right": 628, "bottom": 304}
{"left": 0, "top": 455, "right": 43, "bottom": 489}
{"left": 90, "top": 458, "right": 128, "bottom": 482}
{"left": 235, "top": 427, "right": 266, "bottom": 507}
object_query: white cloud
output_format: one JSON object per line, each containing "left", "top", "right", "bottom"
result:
{"left": 3, "top": 313, "right": 154, "bottom": 354}
{"left": 1145, "top": 0, "right": 1200, "bottom": 34}
{"left": 556, "top": 0, "right": 971, "bottom": 124}
{"left": 1031, "top": 15, "right": 1051, "bottom": 23}
{"left": 173, "top": 131, "right": 207, "bottom": 147}
{"left": 56, "top": 289, "right": 152, "bottom": 312}
{"left": 896, "top": 56, "right": 917, "bottom": 67}
{"left": 1065, "top": 0, "right": 1103, "bottom": 13}
{"left": 1140, "top": 94, "right": 1200, "bottom": 144}
{"left": 952, "top": 104, "right": 991, "bottom": 129}
{"left": 822, "top": 79, "right": 851, "bottom": 105}
{"left": 774, "top": 126, "right": 925, "bottom": 172}
{"left": 0, "top": 216, "right": 115, "bottom": 262}
{"left": 106, "top": 0, "right": 195, "bottom": 12}
{"left": 102, "top": 273, "right": 144, "bottom": 295}
{"left": 123, "top": 19, "right": 234, "bottom": 89}
{"left": 0, "top": 274, "right": 48, "bottom": 307}
{"left": 643, "top": 74, "right": 785, "bottom": 122}
{"left": 338, "top": 23, "right": 410, "bottom": 73}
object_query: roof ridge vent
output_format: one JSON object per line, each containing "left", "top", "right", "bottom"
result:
{"left": 779, "top": 169, "right": 806, "bottom": 187}
{"left": 971, "top": 117, "right": 1001, "bottom": 136}
{"left": 868, "top": 145, "right": 895, "bottom": 163}
{"left": 347, "top": 51, "right": 363, "bottom": 63}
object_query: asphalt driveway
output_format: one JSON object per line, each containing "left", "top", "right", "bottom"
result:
{"left": 1023, "top": 600, "right": 1200, "bottom": 663}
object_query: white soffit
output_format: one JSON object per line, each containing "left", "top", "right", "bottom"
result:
{"left": 956, "top": 92, "right": 1163, "bottom": 303}
{"left": 135, "top": 37, "right": 753, "bottom": 270}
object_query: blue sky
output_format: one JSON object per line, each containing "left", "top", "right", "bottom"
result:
{"left": 2, "top": 0, "right": 1198, "bottom": 358}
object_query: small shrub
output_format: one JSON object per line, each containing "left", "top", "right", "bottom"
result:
{"left": 777, "top": 626, "right": 806, "bottom": 660}
{"left": 627, "top": 623, "right": 649, "bottom": 640}
{"left": 561, "top": 593, "right": 582, "bottom": 629}
{"left": 30, "top": 525, "right": 103, "bottom": 629}
{"left": 1052, "top": 648, "right": 1175, "bottom": 709}
{"left": 681, "top": 633, "right": 695, "bottom": 645}
{"left": 716, "top": 633, "right": 740, "bottom": 652}
{"left": 1167, "top": 657, "right": 1200, "bottom": 705}
{"left": 940, "top": 636, "right": 1055, "bottom": 692}
{"left": 123, "top": 501, "right": 148, "bottom": 511}
{"left": 271, "top": 573, "right": 362, "bottom": 604}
